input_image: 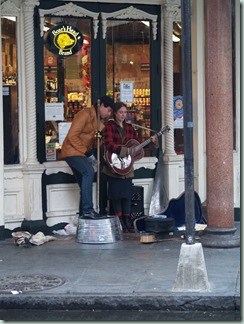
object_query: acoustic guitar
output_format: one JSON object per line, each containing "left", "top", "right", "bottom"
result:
{"left": 105, "top": 125, "right": 170, "bottom": 175}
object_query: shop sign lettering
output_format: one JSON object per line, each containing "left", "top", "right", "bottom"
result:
{"left": 45, "top": 24, "right": 83, "bottom": 56}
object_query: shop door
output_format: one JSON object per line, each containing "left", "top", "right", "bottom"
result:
{"left": 105, "top": 19, "right": 156, "bottom": 156}
{"left": 36, "top": 16, "right": 93, "bottom": 162}
{"left": 35, "top": 3, "right": 161, "bottom": 163}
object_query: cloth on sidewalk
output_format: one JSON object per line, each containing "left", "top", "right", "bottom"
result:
{"left": 12, "top": 231, "right": 56, "bottom": 247}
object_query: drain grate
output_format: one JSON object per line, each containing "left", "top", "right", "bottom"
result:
{"left": 0, "top": 274, "right": 66, "bottom": 293}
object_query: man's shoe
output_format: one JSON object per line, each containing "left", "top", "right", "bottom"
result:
{"left": 82, "top": 211, "right": 101, "bottom": 219}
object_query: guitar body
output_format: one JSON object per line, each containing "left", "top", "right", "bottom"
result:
{"left": 106, "top": 139, "right": 144, "bottom": 176}
{"left": 105, "top": 125, "right": 170, "bottom": 176}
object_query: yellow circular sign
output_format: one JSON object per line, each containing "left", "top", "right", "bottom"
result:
{"left": 45, "top": 24, "right": 83, "bottom": 56}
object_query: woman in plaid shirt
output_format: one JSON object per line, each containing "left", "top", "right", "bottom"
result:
{"left": 102, "top": 101, "right": 158, "bottom": 232}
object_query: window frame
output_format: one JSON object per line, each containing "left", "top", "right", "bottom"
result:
{"left": 35, "top": 2, "right": 161, "bottom": 163}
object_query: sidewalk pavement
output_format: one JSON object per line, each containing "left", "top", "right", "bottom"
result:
{"left": 0, "top": 222, "right": 240, "bottom": 321}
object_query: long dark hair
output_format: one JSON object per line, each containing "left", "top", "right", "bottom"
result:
{"left": 114, "top": 101, "right": 126, "bottom": 112}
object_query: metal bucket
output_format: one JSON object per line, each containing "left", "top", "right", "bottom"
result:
{"left": 76, "top": 216, "right": 123, "bottom": 244}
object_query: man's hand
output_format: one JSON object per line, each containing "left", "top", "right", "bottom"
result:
{"left": 95, "top": 131, "right": 102, "bottom": 139}
{"left": 87, "top": 154, "right": 98, "bottom": 172}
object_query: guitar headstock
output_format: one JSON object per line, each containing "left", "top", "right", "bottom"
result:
{"left": 159, "top": 125, "right": 171, "bottom": 135}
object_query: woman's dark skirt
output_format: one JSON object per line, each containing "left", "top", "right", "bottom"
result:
{"left": 107, "top": 176, "right": 133, "bottom": 200}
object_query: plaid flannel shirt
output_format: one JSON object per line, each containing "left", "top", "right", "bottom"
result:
{"left": 102, "top": 120, "right": 141, "bottom": 155}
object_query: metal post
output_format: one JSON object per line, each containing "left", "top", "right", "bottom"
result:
{"left": 96, "top": 99, "right": 101, "bottom": 213}
{"left": 181, "top": 0, "right": 195, "bottom": 244}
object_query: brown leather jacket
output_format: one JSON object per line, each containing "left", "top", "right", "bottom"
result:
{"left": 61, "top": 106, "right": 98, "bottom": 158}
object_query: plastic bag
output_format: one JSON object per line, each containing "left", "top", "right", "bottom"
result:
{"left": 52, "top": 223, "right": 77, "bottom": 236}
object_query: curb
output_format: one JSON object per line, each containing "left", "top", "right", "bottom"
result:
{"left": 0, "top": 294, "right": 240, "bottom": 311}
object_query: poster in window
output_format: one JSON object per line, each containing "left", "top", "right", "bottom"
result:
{"left": 46, "top": 143, "right": 56, "bottom": 161}
{"left": 58, "top": 122, "right": 72, "bottom": 145}
{"left": 173, "top": 95, "right": 183, "bottom": 129}
{"left": 45, "top": 102, "right": 64, "bottom": 121}
{"left": 120, "top": 81, "right": 134, "bottom": 103}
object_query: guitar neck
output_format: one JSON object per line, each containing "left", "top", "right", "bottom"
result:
{"left": 136, "top": 129, "right": 163, "bottom": 152}
{"left": 137, "top": 138, "right": 152, "bottom": 151}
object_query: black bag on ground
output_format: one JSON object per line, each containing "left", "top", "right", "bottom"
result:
{"left": 144, "top": 217, "right": 175, "bottom": 233}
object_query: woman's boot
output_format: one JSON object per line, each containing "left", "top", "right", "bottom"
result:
{"left": 119, "top": 216, "right": 128, "bottom": 233}
{"left": 123, "top": 215, "right": 135, "bottom": 233}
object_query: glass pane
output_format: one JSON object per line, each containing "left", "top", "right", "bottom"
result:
{"left": 43, "top": 17, "right": 91, "bottom": 161}
{"left": 173, "top": 21, "right": 184, "bottom": 154}
{"left": 106, "top": 20, "right": 152, "bottom": 156}
{"left": 1, "top": 16, "right": 19, "bottom": 164}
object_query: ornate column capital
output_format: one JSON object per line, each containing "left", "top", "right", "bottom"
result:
{"left": 1, "top": 0, "right": 20, "bottom": 15}
{"left": 38, "top": 3, "right": 99, "bottom": 38}
{"left": 23, "top": 0, "right": 40, "bottom": 12}
{"left": 101, "top": 6, "right": 158, "bottom": 40}
{"left": 162, "top": 0, "right": 181, "bottom": 20}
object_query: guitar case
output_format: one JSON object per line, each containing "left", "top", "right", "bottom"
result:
{"left": 134, "top": 191, "right": 203, "bottom": 233}
{"left": 145, "top": 217, "right": 175, "bottom": 233}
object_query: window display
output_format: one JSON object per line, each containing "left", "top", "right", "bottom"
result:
{"left": 41, "top": 14, "right": 162, "bottom": 161}
{"left": 106, "top": 20, "right": 154, "bottom": 156}
{"left": 1, "top": 16, "right": 19, "bottom": 164}
{"left": 43, "top": 17, "right": 91, "bottom": 160}
{"left": 173, "top": 21, "right": 184, "bottom": 154}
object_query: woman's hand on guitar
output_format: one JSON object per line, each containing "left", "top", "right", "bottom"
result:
{"left": 151, "top": 135, "right": 159, "bottom": 148}
{"left": 119, "top": 146, "right": 128, "bottom": 158}
{"left": 119, "top": 146, "right": 136, "bottom": 158}
{"left": 127, "top": 147, "right": 136, "bottom": 157}
{"left": 151, "top": 135, "right": 157, "bottom": 143}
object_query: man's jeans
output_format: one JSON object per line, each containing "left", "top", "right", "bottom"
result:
{"left": 65, "top": 156, "right": 95, "bottom": 215}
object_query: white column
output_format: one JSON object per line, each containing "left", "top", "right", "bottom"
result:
{"left": 23, "top": 0, "right": 39, "bottom": 164}
{"left": 162, "top": 0, "right": 180, "bottom": 156}
{"left": 161, "top": 0, "right": 183, "bottom": 199}
{"left": 22, "top": 0, "right": 44, "bottom": 221}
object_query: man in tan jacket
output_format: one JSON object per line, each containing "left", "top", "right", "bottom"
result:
{"left": 61, "top": 96, "right": 115, "bottom": 219}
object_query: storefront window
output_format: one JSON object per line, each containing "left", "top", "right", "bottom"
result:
{"left": 106, "top": 20, "right": 153, "bottom": 156}
{"left": 1, "top": 16, "right": 19, "bottom": 164}
{"left": 43, "top": 17, "right": 91, "bottom": 161}
{"left": 173, "top": 21, "right": 184, "bottom": 154}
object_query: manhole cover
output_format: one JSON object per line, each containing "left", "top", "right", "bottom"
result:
{"left": 0, "top": 274, "right": 65, "bottom": 293}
